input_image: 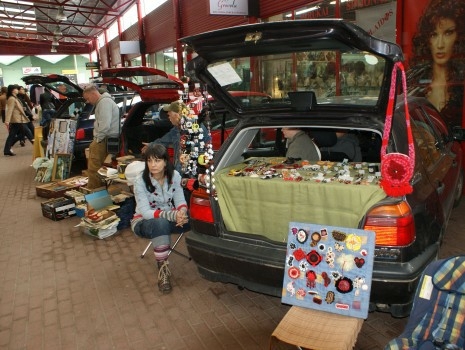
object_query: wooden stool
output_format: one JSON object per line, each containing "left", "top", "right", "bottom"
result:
{"left": 270, "top": 306, "right": 364, "bottom": 350}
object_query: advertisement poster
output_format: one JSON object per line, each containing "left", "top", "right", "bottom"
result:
{"left": 402, "top": 0, "right": 465, "bottom": 130}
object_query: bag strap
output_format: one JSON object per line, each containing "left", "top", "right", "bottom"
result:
{"left": 380, "top": 61, "right": 415, "bottom": 164}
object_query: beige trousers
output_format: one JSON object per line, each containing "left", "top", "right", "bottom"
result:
{"left": 87, "top": 139, "right": 107, "bottom": 189}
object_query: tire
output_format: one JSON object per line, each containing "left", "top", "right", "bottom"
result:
{"left": 453, "top": 169, "right": 464, "bottom": 208}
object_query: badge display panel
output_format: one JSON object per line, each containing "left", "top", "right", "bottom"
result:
{"left": 282, "top": 222, "right": 375, "bottom": 319}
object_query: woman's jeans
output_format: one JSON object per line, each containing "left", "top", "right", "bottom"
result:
{"left": 133, "top": 218, "right": 190, "bottom": 247}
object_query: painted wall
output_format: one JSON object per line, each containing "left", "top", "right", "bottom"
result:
{"left": 0, "top": 55, "right": 94, "bottom": 87}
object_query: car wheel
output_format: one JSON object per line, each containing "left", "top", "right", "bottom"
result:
{"left": 453, "top": 169, "right": 464, "bottom": 208}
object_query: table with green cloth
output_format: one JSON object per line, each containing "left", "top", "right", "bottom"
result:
{"left": 214, "top": 159, "right": 386, "bottom": 242}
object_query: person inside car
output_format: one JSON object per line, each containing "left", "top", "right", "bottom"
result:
{"left": 282, "top": 127, "right": 320, "bottom": 163}
{"left": 319, "top": 130, "right": 362, "bottom": 162}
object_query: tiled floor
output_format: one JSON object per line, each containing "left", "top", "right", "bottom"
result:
{"left": 0, "top": 124, "right": 464, "bottom": 349}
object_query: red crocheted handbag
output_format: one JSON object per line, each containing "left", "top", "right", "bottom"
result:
{"left": 379, "top": 61, "right": 415, "bottom": 197}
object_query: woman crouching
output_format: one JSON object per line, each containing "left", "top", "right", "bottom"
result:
{"left": 131, "top": 144, "right": 189, "bottom": 293}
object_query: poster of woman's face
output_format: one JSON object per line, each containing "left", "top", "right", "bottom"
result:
{"left": 403, "top": 0, "right": 465, "bottom": 128}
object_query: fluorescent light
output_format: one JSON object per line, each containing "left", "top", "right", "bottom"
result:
{"left": 2, "top": 0, "right": 34, "bottom": 5}
{"left": 295, "top": 6, "right": 319, "bottom": 15}
{"left": 1, "top": 19, "right": 36, "bottom": 27}
{"left": 2, "top": 6, "right": 35, "bottom": 15}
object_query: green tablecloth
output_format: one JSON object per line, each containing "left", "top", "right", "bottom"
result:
{"left": 215, "top": 161, "right": 386, "bottom": 242}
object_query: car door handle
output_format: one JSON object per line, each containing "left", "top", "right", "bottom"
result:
{"left": 436, "top": 181, "right": 445, "bottom": 195}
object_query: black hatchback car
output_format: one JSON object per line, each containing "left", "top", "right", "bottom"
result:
{"left": 180, "top": 19, "right": 465, "bottom": 317}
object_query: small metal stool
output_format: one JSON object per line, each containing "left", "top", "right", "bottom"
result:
{"left": 140, "top": 232, "right": 191, "bottom": 260}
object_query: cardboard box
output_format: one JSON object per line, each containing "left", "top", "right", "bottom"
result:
{"left": 41, "top": 197, "right": 76, "bottom": 221}
{"left": 36, "top": 176, "right": 88, "bottom": 199}
{"left": 36, "top": 182, "right": 78, "bottom": 199}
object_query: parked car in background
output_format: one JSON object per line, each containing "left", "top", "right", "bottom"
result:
{"left": 99, "top": 66, "right": 185, "bottom": 156}
{"left": 181, "top": 19, "right": 465, "bottom": 317}
{"left": 22, "top": 74, "right": 138, "bottom": 161}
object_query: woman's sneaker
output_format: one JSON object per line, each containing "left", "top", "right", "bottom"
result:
{"left": 157, "top": 261, "right": 172, "bottom": 293}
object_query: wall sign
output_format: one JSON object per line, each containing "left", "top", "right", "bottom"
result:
{"left": 85, "top": 62, "right": 100, "bottom": 70}
{"left": 22, "top": 67, "right": 41, "bottom": 75}
{"left": 209, "top": 0, "right": 249, "bottom": 16}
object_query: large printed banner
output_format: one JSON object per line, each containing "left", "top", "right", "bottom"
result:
{"left": 401, "top": 0, "right": 465, "bottom": 130}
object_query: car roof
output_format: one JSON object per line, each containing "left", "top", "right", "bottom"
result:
{"left": 100, "top": 66, "right": 184, "bottom": 102}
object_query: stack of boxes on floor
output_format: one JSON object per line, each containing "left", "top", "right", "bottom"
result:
{"left": 37, "top": 161, "right": 135, "bottom": 239}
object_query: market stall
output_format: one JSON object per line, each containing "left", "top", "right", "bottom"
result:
{"left": 214, "top": 158, "right": 386, "bottom": 242}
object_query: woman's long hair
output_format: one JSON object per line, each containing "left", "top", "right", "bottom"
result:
{"left": 142, "top": 143, "right": 174, "bottom": 193}
{"left": 410, "top": 0, "right": 465, "bottom": 80}
{"left": 6, "top": 84, "right": 19, "bottom": 99}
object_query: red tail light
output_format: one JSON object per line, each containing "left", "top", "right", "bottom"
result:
{"left": 363, "top": 201, "right": 415, "bottom": 246}
{"left": 190, "top": 189, "right": 214, "bottom": 223}
{"left": 75, "top": 128, "right": 85, "bottom": 140}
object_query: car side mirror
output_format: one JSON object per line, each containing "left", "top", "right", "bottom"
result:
{"left": 451, "top": 126, "right": 465, "bottom": 142}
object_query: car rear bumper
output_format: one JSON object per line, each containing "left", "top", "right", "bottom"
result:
{"left": 186, "top": 231, "right": 439, "bottom": 317}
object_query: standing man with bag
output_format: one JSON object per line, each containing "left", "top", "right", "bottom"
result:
{"left": 82, "top": 84, "right": 119, "bottom": 189}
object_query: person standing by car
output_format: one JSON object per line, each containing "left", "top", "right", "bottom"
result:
{"left": 82, "top": 84, "right": 120, "bottom": 189}
{"left": 4, "top": 84, "right": 34, "bottom": 156}
{"left": 282, "top": 127, "right": 320, "bottom": 162}
{"left": 39, "top": 88, "right": 56, "bottom": 134}
{"left": 408, "top": 0, "right": 465, "bottom": 128}
{"left": 141, "top": 101, "right": 211, "bottom": 174}
{"left": 0, "top": 86, "right": 7, "bottom": 123}
{"left": 131, "top": 144, "right": 189, "bottom": 293}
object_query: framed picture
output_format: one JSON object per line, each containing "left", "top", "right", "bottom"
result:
{"left": 52, "top": 153, "right": 72, "bottom": 181}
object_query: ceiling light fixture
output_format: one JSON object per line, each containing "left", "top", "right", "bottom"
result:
{"left": 56, "top": 6, "right": 67, "bottom": 21}
{"left": 52, "top": 37, "right": 59, "bottom": 46}
{"left": 53, "top": 25, "right": 62, "bottom": 36}
{"left": 50, "top": 46, "right": 57, "bottom": 53}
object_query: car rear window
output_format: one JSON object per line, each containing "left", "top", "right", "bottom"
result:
{"left": 206, "top": 49, "right": 386, "bottom": 111}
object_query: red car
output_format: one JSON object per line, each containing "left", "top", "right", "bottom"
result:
{"left": 100, "top": 66, "right": 185, "bottom": 156}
